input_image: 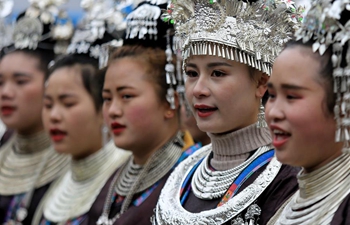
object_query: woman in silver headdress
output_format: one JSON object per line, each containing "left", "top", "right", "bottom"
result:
{"left": 30, "top": 1, "right": 131, "bottom": 224}
{"left": 0, "top": 1, "right": 71, "bottom": 224}
{"left": 96, "top": 1, "right": 202, "bottom": 225}
{"left": 265, "top": 0, "right": 350, "bottom": 224}
{"left": 152, "top": 0, "right": 304, "bottom": 224}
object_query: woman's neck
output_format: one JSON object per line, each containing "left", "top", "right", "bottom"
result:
{"left": 133, "top": 149, "right": 156, "bottom": 165}
{"left": 17, "top": 122, "right": 44, "bottom": 136}
{"left": 72, "top": 145, "right": 102, "bottom": 161}
{"left": 71, "top": 145, "right": 109, "bottom": 181}
{"left": 303, "top": 142, "right": 343, "bottom": 173}
{"left": 132, "top": 129, "right": 180, "bottom": 165}
{"left": 208, "top": 124, "right": 272, "bottom": 171}
{"left": 14, "top": 130, "right": 51, "bottom": 154}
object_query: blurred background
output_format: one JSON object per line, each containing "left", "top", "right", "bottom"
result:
{"left": 11, "top": 1, "right": 84, "bottom": 25}
{"left": 10, "top": 0, "right": 311, "bottom": 26}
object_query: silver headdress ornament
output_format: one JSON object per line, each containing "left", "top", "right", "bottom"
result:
{"left": 163, "top": 0, "right": 305, "bottom": 75}
{"left": 11, "top": 0, "right": 73, "bottom": 54}
{"left": 123, "top": 0, "right": 183, "bottom": 109}
{"left": 66, "top": 0, "right": 124, "bottom": 69}
{"left": 295, "top": 0, "right": 350, "bottom": 152}
{"left": 0, "top": 0, "right": 14, "bottom": 51}
{"left": 125, "top": 0, "right": 169, "bottom": 40}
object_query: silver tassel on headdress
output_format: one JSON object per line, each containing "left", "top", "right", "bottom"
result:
{"left": 165, "top": 29, "right": 176, "bottom": 109}
{"left": 341, "top": 46, "right": 350, "bottom": 153}
{"left": 257, "top": 99, "right": 267, "bottom": 128}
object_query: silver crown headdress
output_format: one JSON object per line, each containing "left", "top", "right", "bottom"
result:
{"left": 295, "top": 0, "right": 350, "bottom": 152}
{"left": 163, "top": 0, "right": 305, "bottom": 75}
{"left": 10, "top": 0, "right": 73, "bottom": 54}
{"left": 66, "top": 0, "right": 124, "bottom": 68}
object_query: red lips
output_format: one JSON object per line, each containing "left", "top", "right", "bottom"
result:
{"left": 269, "top": 125, "right": 291, "bottom": 149}
{"left": 1, "top": 106, "right": 16, "bottom": 116}
{"left": 49, "top": 128, "right": 67, "bottom": 142}
{"left": 194, "top": 104, "right": 218, "bottom": 118}
{"left": 111, "top": 122, "right": 126, "bottom": 135}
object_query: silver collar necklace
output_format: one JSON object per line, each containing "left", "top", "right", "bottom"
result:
{"left": 191, "top": 145, "right": 271, "bottom": 200}
{"left": 97, "top": 132, "right": 184, "bottom": 225}
{"left": 272, "top": 153, "right": 350, "bottom": 225}
{"left": 152, "top": 144, "right": 281, "bottom": 225}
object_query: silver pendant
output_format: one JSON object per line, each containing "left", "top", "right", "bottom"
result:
{"left": 231, "top": 216, "right": 244, "bottom": 225}
{"left": 245, "top": 204, "right": 261, "bottom": 221}
{"left": 16, "top": 208, "right": 27, "bottom": 222}
{"left": 96, "top": 215, "right": 110, "bottom": 225}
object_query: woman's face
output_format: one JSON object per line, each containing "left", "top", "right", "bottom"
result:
{"left": 42, "top": 66, "right": 103, "bottom": 160}
{"left": 103, "top": 57, "right": 171, "bottom": 153}
{"left": 265, "top": 46, "right": 343, "bottom": 172}
{"left": 185, "top": 55, "right": 266, "bottom": 134}
{"left": 0, "top": 52, "right": 45, "bottom": 135}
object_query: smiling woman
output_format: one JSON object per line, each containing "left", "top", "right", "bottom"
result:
{"left": 265, "top": 0, "right": 350, "bottom": 224}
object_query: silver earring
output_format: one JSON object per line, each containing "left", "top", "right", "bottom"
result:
{"left": 102, "top": 124, "right": 110, "bottom": 146}
{"left": 257, "top": 99, "right": 267, "bottom": 128}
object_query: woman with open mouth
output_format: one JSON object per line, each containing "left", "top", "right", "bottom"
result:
{"left": 152, "top": 0, "right": 304, "bottom": 224}
{"left": 265, "top": 0, "right": 350, "bottom": 224}
{"left": 0, "top": 1, "right": 70, "bottom": 224}
{"left": 31, "top": 1, "right": 131, "bottom": 225}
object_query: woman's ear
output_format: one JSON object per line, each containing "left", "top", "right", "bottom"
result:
{"left": 255, "top": 72, "right": 269, "bottom": 98}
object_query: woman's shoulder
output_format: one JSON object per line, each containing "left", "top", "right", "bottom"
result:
{"left": 276, "top": 164, "right": 300, "bottom": 182}
{"left": 331, "top": 192, "right": 350, "bottom": 225}
{"left": 0, "top": 129, "right": 13, "bottom": 148}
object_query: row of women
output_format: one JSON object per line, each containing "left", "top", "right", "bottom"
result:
{"left": 0, "top": 0, "right": 349, "bottom": 224}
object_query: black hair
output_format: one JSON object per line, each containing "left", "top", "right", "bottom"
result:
{"left": 48, "top": 54, "right": 104, "bottom": 111}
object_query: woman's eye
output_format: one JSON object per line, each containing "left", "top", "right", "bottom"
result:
{"left": 43, "top": 104, "right": 52, "bottom": 109}
{"left": 64, "top": 102, "right": 76, "bottom": 108}
{"left": 16, "top": 80, "right": 29, "bottom": 85}
{"left": 286, "top": 95, "right": 299, "bottom": 100}
{"left": 185, "top": 70, "right": 198, "bottom": 78}
{"left": 103, "top": 97, "right": 111, "bottom": 102}
{"left": 122, "top": 94, "right": 133, "bottom": 99}
{"left": 267, "top": 92, "right": 275, "bottom": 99}
{"left": 212, "top": 70, "right": 225, "bottom": 77}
